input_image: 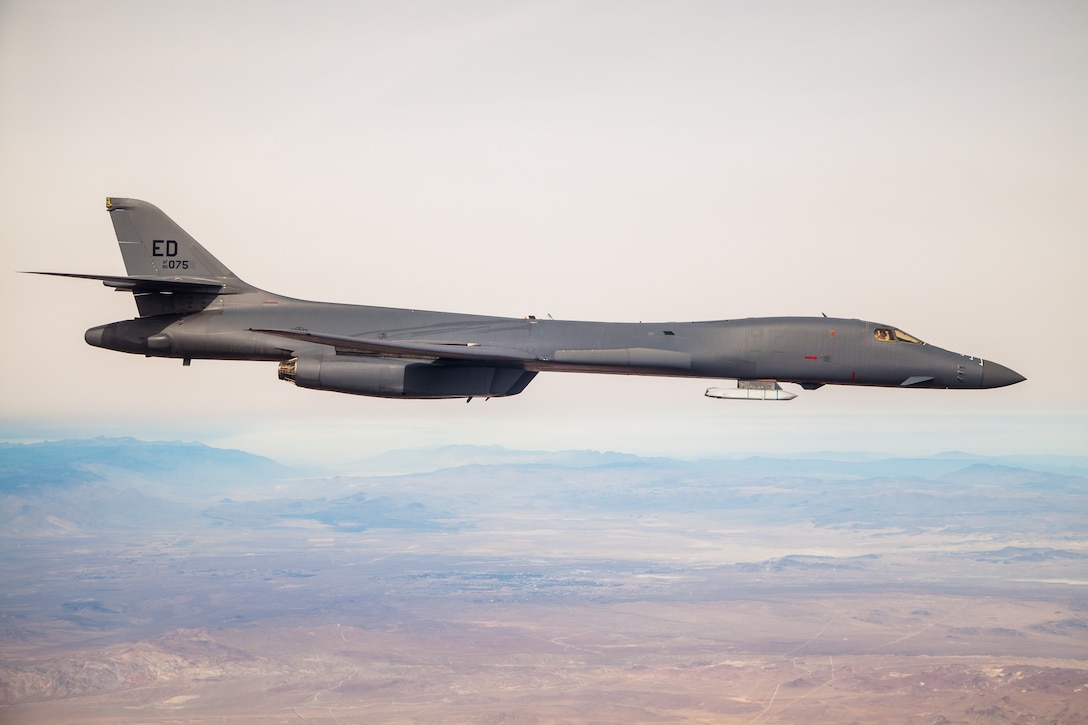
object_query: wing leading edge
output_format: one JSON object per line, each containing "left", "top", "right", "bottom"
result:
{"left": 252, "top": 328, "right": 541, "bottom": 363}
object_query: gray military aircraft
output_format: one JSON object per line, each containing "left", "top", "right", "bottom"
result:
{"left": 31, "top": 197, "right": 1024, "bottom": 401}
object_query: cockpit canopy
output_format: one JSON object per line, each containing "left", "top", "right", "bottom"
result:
{"left": 873, "top": 327, "right": 925, "bottom": 345}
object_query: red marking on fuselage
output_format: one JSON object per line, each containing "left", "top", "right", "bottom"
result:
{"left": 804, "top": 355, "right": 818, "bottom": 360}
{"left": 851, "top": 371, "right": 856, "bottom": 381}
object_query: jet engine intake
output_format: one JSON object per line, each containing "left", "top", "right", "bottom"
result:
{"left": 277, "top": 355, "right": 536, "bottom": 399}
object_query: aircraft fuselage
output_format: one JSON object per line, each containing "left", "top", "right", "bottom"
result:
{"left": 84, "top": 290, "right": 1021, "bottom": 392}
{"left": 41, "top": 197, "right": 1023, "bottom": 400}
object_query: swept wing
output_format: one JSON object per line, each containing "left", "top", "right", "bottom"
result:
{"left": 252, "top": 328, "right": 541, "bottom": 363}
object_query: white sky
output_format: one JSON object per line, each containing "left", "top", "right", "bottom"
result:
{"left": 1, "top": 0, "right": 1085, "bottom": 462}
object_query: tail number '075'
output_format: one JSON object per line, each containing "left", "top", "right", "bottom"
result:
{"left": 152, "top": 239, "right": 189, "bottom": 270}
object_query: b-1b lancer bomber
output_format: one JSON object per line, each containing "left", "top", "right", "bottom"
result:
{"left": 32, "top": 198, "right": 1024, "bottom": 401}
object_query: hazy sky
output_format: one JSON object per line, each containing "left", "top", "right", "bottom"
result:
{"left": 1, "top": 0, "right": 1085, "bottom": 462}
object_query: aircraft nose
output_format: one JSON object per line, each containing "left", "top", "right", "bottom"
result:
{"left": 981, "top": 360, "right": 1025, "bottom": 388}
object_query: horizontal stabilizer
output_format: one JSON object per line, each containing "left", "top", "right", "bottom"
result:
{"left": 252, "top": 328, "right": 540, "bottom": 363}
{"left": 24, "top": 271, "right": 241, "bottom": 294}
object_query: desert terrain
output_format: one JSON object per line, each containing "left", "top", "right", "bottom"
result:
{"left": 1, "top": 440, "right": 1086, "bottom": 723}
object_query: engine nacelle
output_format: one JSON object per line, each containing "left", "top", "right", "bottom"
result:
{"left": 278, "top": 355, "right": 536, "bottom": 399}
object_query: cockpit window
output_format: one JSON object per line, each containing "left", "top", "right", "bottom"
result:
{"left": 894, "top": 329, "right": 924, "bottom": 345}
{"left": 874, "top": 327, "right": 925, "bottom": 344}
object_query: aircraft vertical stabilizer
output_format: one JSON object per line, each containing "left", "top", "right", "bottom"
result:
{"left": 104, "top": 197, "right": 250, "bottom": 287}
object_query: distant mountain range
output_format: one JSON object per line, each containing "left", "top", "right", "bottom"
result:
{"left": 0, "top": 436, "right": 293, "bottom": 493}
{"left": 344, "top": 444, "right": 651, "bottom": 474}
{"left": 344, "top": 445, "right": 1088, "bottom": 478}
{"left": 0, "top": 438, "right": 295, "bottom": 536}
{"left": 2, "top": 437, "right": 1086, "bottom": 542}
